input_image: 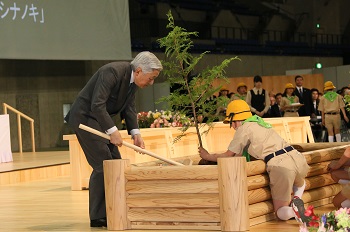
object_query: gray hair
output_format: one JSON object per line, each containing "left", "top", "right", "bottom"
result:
{"left": 130, "top": 51, "right": 163, "bottom": 73}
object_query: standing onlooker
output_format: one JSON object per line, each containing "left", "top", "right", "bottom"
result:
{"left": 310, "top": 88, "right": 324, "bottom": 142}
{"left": 310, "top": 88, "right": 321, "bottom": 118}
{"left": 280, "top": 83, "right": 299, "bottom": 117}
{"left": 318, "top": 81, "right": 349, "bottom": 142}
{"left": 294, "top": 75, "right": 312, "bottom": 117}
{"left": 246, "top": 75, "right": 270, "bottom": 118}
{"left": 231, "top": 82, "right": 247, "bottom": 101}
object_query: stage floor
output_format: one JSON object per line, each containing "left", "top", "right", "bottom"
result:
{"left": 0, "top": 175, "right": 336, "bottom": 232}
{"left": 0, "top": 151, "right": 69, "bottom": 173}
{"left": 0, "top": 150, "right": 339, "bottom": 231}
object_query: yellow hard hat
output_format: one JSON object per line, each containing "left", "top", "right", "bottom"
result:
{"left": 223, "top": 100, "right": 252, "bottom": 123}
{"left": 236, "top": 82, "right": 247, "bottom": 90}
{"left": 285, "top": 83, "right": 294, "bottom": 89}
{"left": 324, "top": 81, "right": 336, "bottom": 91}
{"left": 220, "top": 85, "right": 229, "bottom": 91}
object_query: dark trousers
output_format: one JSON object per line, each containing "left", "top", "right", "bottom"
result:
{"left": 75, "top": 127, "right": 121, "bottom": 220}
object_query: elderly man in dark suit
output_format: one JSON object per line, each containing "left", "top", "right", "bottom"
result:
{"left": 65, "top": 51, "right": 163, "bottom": 227}
{"left": 293, "top": 75, "right": 312, "bottom": 116}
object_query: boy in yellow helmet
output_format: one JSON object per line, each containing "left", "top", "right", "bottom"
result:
{"left": 199, "top": 99, "right": 310, "bottom": 224}
{"left": 318, "top": 81, "right": 349, "bottom": 142}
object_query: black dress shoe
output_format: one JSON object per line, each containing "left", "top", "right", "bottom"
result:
{"left": 90, "top": 218, "right": 107, "bottom": 227}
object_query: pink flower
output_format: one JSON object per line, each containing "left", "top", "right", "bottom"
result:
{"left": 150, "top": 123, "right": 155, "bottom": 128}
{"left": 305, "top": 205, "right": 315, "bottom": 217}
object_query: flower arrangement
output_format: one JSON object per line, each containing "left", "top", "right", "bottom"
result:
{"left": 299, "top": 206, "right": 350, "bottom": 232}
{"left": 133, "top": 110, "right": 194, "bottom": 129}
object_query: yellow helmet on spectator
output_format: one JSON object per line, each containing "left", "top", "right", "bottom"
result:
{"left": 220, "top": 85, "right": 229, "bottom": 92}
{"left": 324, "top": 81, "right": 336, "bottom": 91}
{"left": 236, "top": 82, "right": 247, "bottom": 91}
{"left": 223, "top": 100, "right": 252, "bottom": 124}
{"left": 285, "top": 83, "right": 294, "bottom": 89}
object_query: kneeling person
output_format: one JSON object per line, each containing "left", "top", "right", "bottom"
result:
{"left": 198, "top": 100, "right": 310, "bottom": 223}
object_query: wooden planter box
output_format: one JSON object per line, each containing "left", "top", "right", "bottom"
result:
{"left": 63, "top": 117, "right": 314, "bottom": 190}
{"left": 103, "top": 144, "right": 349, "bottom": 231}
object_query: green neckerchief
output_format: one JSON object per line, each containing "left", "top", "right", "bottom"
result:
{"left": 324, "top": 91, "right": 337, "bottom": 102}
{"left": 242, "top": 150, "right": 250, "bottom": 162}
{"left": 286, "top": 95, "right": 295, "bottom": 104}
{"left": 235, "top": 93, "right": 245, "bottom": 100}
{"left": 242, "top": 115, "right": 272, "bottom": 128}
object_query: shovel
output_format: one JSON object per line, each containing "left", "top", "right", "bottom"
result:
{"left": 79, "top": 124, "right": 184, "bottom": 166}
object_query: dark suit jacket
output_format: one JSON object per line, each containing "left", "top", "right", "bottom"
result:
{"left": 311, "top": 100, "right": 321, "bottom": 117}
{"left": 65, "top": 62, "right": 138, "bottom": 134}
{"left": 269, "top": 103, "right": 282, "bottom": 117}
{"left": 293, "top": 87, "right": 312, "bottom": 116}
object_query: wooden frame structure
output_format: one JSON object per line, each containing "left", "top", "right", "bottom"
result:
{"left": 63, "top": 117, "right": 314, "bottom": 190}
{"left": 3, "top": 103, "right": 35, "bottom": 153}
{"left": 103, "top": 144, "right": 349, "bottom": 231}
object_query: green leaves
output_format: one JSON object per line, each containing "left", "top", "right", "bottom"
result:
{"left": 157, "top": 10, "right": 239, "bottom": 147}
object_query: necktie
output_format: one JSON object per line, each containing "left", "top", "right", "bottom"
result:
{"left": 299, "top": 88, "right": 303, "bottom": 97}
{"left": 257, "top": 90, "right": 259, "bottom": 95}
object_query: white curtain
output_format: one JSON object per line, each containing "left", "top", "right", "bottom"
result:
{"left": 0, "top": 114, "right": 13, "bottom": 163}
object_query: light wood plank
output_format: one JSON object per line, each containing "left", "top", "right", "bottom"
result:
{"left": 128, "top": 208, "right": 220, "bottom": 223}
{"left": 127, "top": 193, "right": 219, "bottom": 208}
{"left": 125, "top": 165, "right": 218, "bottom": 180}
{"left": 126, "top": 179, "right": 219, "bottom": 194}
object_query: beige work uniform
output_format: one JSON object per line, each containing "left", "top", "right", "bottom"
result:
{"left": 280, "top": 95, "right": 299, "bottom": 117}
{"left": 318, "top": 94, "right": 345, "bottom": 131}
{"left": 228, "top": 122, "right": 310, "bottom": 202}
{"left": 231, "top": 93, "right": 247, "bottom": 101}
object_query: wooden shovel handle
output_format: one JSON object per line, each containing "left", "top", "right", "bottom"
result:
{"left": 78, "top": 124, "right": 184, "bottom": 166}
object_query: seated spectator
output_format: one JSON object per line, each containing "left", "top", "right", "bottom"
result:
{"left": 269, "top": 93, "right": 283, "bottom": 117}
{"left": 328, "top": 147, "right": 350, "bottom": 208}
{"left": 280, "top": 83, "right": 300, "bottom": 117}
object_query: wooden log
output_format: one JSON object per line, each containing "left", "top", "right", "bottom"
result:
{"left": 247, "top": 160, "right": 266, "bottom": 176}
{"left": 308, "top": 161, "right": 331, "bottom": 177}
{"left": 249, "top": 196, "right": 335, "bottom": 227}
{"left": 305, "top": 173, "right": 335, "bottom": 191}
{"left": 104, "top": 159, "right": 130, "bottom": 230}
{"left": 247, "top": 174, "right": 269, "bottom": 190}
{"left": 292, "top": 142, "right": 350, "bottom": 152}
{"left": 125, "top": 165, "right": 218, "bottom": 180}
{"left": 126, "top": 179, "right": 219, "bottom": 194}
{"left": 248, "top": 187, "right": 271, "bottom": 205}
{"left": 128, "top": 208, "right": 220, "bottom": 223}
{"left": 248, "top": 184, "right": 341, "bottom": 219}
{"left": 127, "top": 193, "right": 219, "bottom": 208}
{"left": 302, "top": 184, "right": 342, "bottom": 203}
{"left": 246, "top": 174, "right": 335, "bottom": 205}
{"left": 303, "top": 145, "right": 348, "bottom": 164}
{"left": 218, "top": 157, "right": 249, "bottom": 232}
{"left": 248, "top": 201, "right": 274, "bottom": 219}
